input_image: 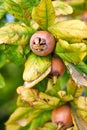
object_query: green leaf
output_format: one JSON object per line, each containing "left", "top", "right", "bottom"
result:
{"left": 29, "top": 111, "right": 51, "bottom": 130}
{"left": 33, "top": 122, "right": 57, "bottom": 130}
{"left": 0, "top": 73, "right": 5, "bottom": 88}
{"left": 5, "top": 45, "right": 25, "bottom": 65}
{"left": 0, "top": 0, "right": 6, "bottom": 19}
{"left": 76, "top": 61, "right": 87, "bottom": 75}
{"left": 48, "top": 20, "right": 87, "bottom": 42}
{"left": 0, "top": 50, "right": 6, "bottom": 68}
{"left": 17, "top": 87, "right": 60, "bottom": 110}
{"left": 55, "top": 39, "right": 87, "bottom": 64}
{"left": 32, "top": 0, "right": 55, "bottom": 30}
{"left": 52, "top": 1, "right": 73, "bottom": 16}
{"left": 5, "top": 107, "right": 32, "bottom": 129}
{"left": 4, "top": 0, "right": 39, "bottom": 25}
{"left": 0, "top": 22, "right": 33, "bottom": 45}
{"left": 23, "top": 53, "right": 51, "bottom": 82}
{"left": 5, "top": 107, "right": 52, "bottom": 130}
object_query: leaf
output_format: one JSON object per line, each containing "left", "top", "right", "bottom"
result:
{"left": 29, "top": 111, "right": 51, "bottom": 130}
{"left": 34, "top": 122, "right": 57, "bottom": 130}
{"left": 17, "top": 87, "right": 60, "bottom": 110}
{"left": 23, "top": 67, "right": 51, "bottom": 88}
{"left": 32, "top": 0, "right": 55, "bottom": 30}
{"left": 0, "top": 50, "right": 6, "bottom": 68}
{"left": 68, "top": 0, "right": 85, "bottom": 5}
{"left": 0, "top": 0, "right": 6, "bottom": 19}
{"left": 5, "top": 45, "right": 25, "bottom": 65}
{"left": 52, "top": 1, "right": 73, "bottom": 16}
{"left": 5, "top": 107, "right": 32, "bottom": 130}
{"left": 48, "top": 20, "right": 87, "bottom": 42}
{"left": 5, "top": 106, "right": 52, "bottom": 130}
{"left": 0, "top": 22, "right": 33, "bottom": 45}
{"left": 58, "top": 90, "right": 73, "bottom": 102}
{"left": 23, "top": 53, "right": 51, "bottom": 82}
{"left": 74, "top": 96, "right": 87, "bottom": 111}
{"left": 55, "top": 39, "right": 87, "bottom": 64}
{"left": 66, "top": 62, "right": 87, "bottom": 87}
{"left": 76, "top": 61, "right": 87, "bottom": 75}
{"left": 72, "top": 108, "right": 87, "bottom": 130}
{"left": 4, "top": 0, "right": 39, "bottom": 25}
{"left": 0, "top": 73, "right": 5, "bottom": 88}
{"left": 67, "top": 79, "right": 84, "bottom": 98}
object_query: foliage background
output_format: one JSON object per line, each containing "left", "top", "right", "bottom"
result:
{"left": 0, "top": 0, "right": 87, "bottom": 130}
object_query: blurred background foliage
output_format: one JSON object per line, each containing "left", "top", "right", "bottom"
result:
{"left": 0, "top": 0, "right": 87, "bottom": 130}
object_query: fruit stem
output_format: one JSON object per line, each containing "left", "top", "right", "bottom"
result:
{"left": 53, "top": 75, "right": 58, "bottom": 85}
{"left": 56, "top": 122, "right": 64, "bottom": 130}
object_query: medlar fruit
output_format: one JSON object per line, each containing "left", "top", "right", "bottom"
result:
{"left": 51, "top": 56, "right": 65, "bottom": 76}
{"left": 51, "top": 105, "right": 73, "bottom": 128}
{"left": 30, "top": 31, "right": 55, "bottom": 56}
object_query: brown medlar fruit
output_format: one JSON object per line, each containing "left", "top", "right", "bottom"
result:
{"left": 30, "top": 31, "right": 55, "bottom": 56}
{"left": 51, "top": 105, "right": 73, "bottom": 128}
{"left": 51, "top": 56, "right": 65, "bottom": 76}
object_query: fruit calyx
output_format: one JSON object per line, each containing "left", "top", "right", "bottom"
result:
{"left": 30, "top": 31, "right": 55, "bottom": 56}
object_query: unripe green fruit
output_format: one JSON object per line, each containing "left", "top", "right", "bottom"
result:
{"left": 30, "top": 31, "right": 55, "bottom": 56}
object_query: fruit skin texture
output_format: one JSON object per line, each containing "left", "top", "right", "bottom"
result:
{"left": 51, "top": 56, "right": 65, "bottom": 76}
{"left": 30, "top": 31, "right": 55, "bottom": 56}
{"left": 51, "top": 105, "right": 73, "bottom": 127}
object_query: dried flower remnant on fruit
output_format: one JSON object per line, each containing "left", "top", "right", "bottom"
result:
{"left": 51, "top": 105, "right": 73, "bottom": 128}
{"left": 30, "top": 31, "right": 55, "bottom": 56}
{"left": 51, "top": 56, "right": 65, "bottom": 76}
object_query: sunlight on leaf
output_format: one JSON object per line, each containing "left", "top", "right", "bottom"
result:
{"left": 52, "top": 1, "right": 73, "bottom": 16}
{"left": 32, "top": 0, "right": 55, "bottom": 30}
{"left": 48, "top": 20, "right": 87, "bottom": 42}
{"left": 74, "top": 96, "right": 87, "bottom": 110}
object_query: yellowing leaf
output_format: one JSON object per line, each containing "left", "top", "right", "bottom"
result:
{"left": 55, "top": 39, "right": 87, "bottom": 64}
{"left": 0, "top": 23, "right": 33, "bottom": 45}
{"left": 4, "top": 0, "right": 39, "bottom": 25}
{"left": 17, "top": 87, "right": 60, "bottom": 110}
{"left": 77, "top": 109, "right": 87, "bottom": 124}
{"left": 74, "top": 96, "right": 87, "bottom": 111}
{"left": 52, "top": 1, "right": 73, "bottom": 16}
{"left": 67, "top": 79, "right": 84, "bottom": 97}
{"left": 32, "top": 0, "right": 55, "bottom": 30}
{"left": 48, "top": 20, "right": 87, "bottom": 42}
{"left": 23, "top": 53, "right": 51, "bottom": 82}
{"left": 58, "top": 90, "right": 73, "bottom": 102}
